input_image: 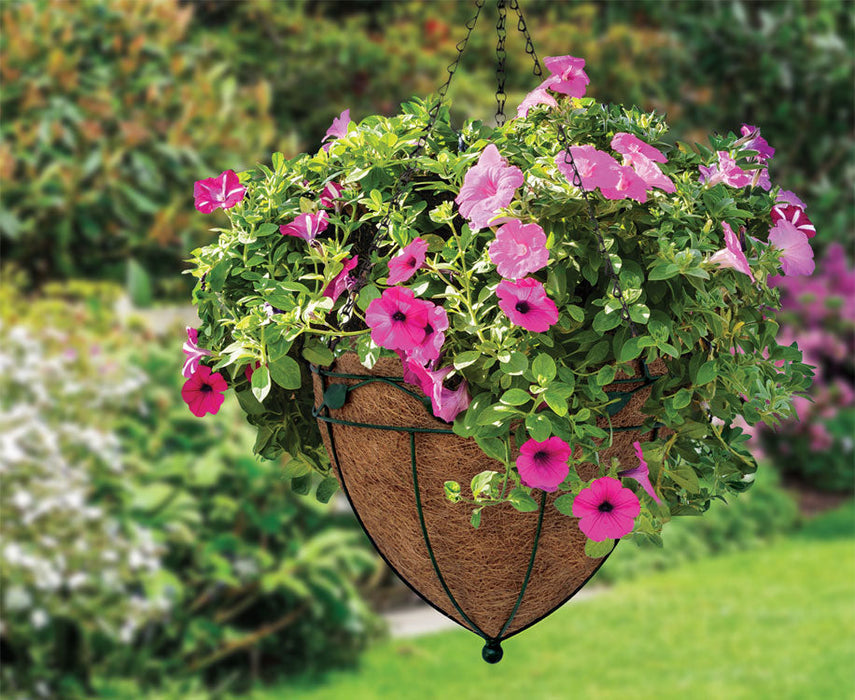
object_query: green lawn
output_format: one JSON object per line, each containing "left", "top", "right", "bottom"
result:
{"left": 261, "top": 504, "right": 855, "bottom": 700}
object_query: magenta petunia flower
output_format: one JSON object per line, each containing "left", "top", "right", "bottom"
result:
{"left": 611, "top": 133, "right": 675, "bottom": 194}
{"left": 488, "top": 220, "right": 549, "bottom": 279}
{"left": 182, "top": 326, "right": 211, "bottom": 379}
{"left": 404, "top": 359, "right": 471, "bottom": 423}
{"left": 322, "top": 109, "right": 351, "bottom": 151}
{"left": 455, "top": 144, "right": 524, "bottom": 231}
{"left": 516, "top": 81, "right": 558, "bottom": 118}
{"left": 279, "top": 211, "right": 329, "bottom": 243}
{"left": 319, "top": 181, "right": 343, "bottom": 210}
{"left": 572, "top": 476, "right": 640, "bottom": 542}
{"left": 776, "top": 189, "right": 807, "bottom": 210}
{"left": 407, "top": 303, "right": 449, "bottom": 365}
{"left": 387, "top": 238, "right": 429, "bottom": 285}
{"left": 618, "top": 441, "right": 662, "bottom": 504}
{"left": 542, "top": 55, "right": 590, "bottom": 97}
{"left": 322, "top": 255, "right": 359, "bottom": 303}
{"left": 194, "top": 170, "right": 246, "bottom": 214}
{"left": 710, "top": 222, "right": 755, "bottom": 282}
{"left": 516, "top": 436, "right": 572, "bottom": 492}
{"left": 768, "top": 220, "right": 815, "bottom": 277}
{"left": 698, "top": 151, "right": 753, "bottom": 188}
{"left": 181, "top": 364, "right": 227, "bottom": 418}
{"left": 496, "top": 278, "right": 558, "bottom": 333}
{"left": 771, "top": 203, "right": 816, "bottom": 238}
{"left": 740, "top": 124, "right": 775, "bottom": 162}
{"left": 244, "top": 360, "right": 261, "bottom": 383}
{"left": 555, "top": 146, "right": 648, "bottom": 203}
{"left": 365, "top": 287, "right": 431, "bottom": 352}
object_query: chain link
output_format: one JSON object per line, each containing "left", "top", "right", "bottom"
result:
{"left": 509, "top": 0, "right": 542, "bottom": 78}
{"left": 495, "top": 0, "right": 508, "bottom": 126}
{"left": 555, "top": 123, "right": 639, "bottom": 337}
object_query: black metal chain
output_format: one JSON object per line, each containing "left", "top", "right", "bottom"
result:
{"left": 336, "top": 0, "right": 485, "bottom": 332}
{"left": 495, "top": 0, "right": 508, "bottom": 126}
{"left": 509, "top": 0, "right": 542, "bottom": 78}
{"left": 555, "top": 123, "right": 639, "bottom": 337}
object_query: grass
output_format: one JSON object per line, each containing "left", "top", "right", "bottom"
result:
{"left": 255, "top": 503, "right": 855, "bottom": 700}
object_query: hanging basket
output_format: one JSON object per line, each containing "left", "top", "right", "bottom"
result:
{"left": 312, "top": 353, "right": 666, "bottom": 661}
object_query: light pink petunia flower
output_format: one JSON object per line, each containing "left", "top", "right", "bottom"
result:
{"left": 710, "top": 222, "right": 755, "bottom": 282}
{"left": 322, "top": 255, "right": 359, "bottom": 303}
{"left": 516, "top": 436, "right": 572, "bottom": 492}
{"left": 572, "top": 476, "right": 640, "bottom": 542}
{"left": 698, "top": 151, "right": 753, "bottom": 188}
{"left": 404, "top": 359, "right": 471, "bottom": 423}
{"left": 496, "top": 278, "right": 558, "bottom": 333}
{"left": 618, "top": 441, "right": 662, "bottom": 504}
{"left": 768, "top": 220, "right": 815, "bottom": 277}
{"left": 516, "top": 81, "right": 558, "bottom": 118}
{"left": 611, "top": 133, "right": 675, "bottom": 194}
{"left": 279, "top": 211, "right": 329, "bottom": 243}
{"left": 740, "top": 124, "right": 775, "bottom": 162}
{"left": 776, "top": 189, "right": 807, "bottom": 210}
{"left": 488, "top": 219, "right": 549, "bottom": 279}
{"left": 322, "top": 109, "right": 351, "bottom": 151}
{"left": 319, "top": 181, "right": 343, "bottom": 210}
{"left": 542, "top": 55, "right": 590, "bottom": 97}
{"left": 407, "top": 303, "right": 449, "bottom": 366}
{"left": 194, "top": 170, "right": 246, "bottom": 214}
{"left": 771, "top": 203, "right": 816, "bottom": 238}
{"left": 365, "top": 287, "right": 431, "bottom": 352}
{"left": 181, "top": 365, "right": 227, "bottom": 417}
{"left": 455, "top": 144, "right": 524, "bottom": 232}
{"left": 387, "top": 238, "right": 429, "bottom": 285}
{"left": 555, "top": 146, "right": 648, "bottom": 203}
{"left": 182, "top": 326, "right": 211, "bottom": 379}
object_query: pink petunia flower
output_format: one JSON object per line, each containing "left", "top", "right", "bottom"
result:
{"left": 516, "top": 436, "right": 572, "bottom": 492}
{"left": 365, "top": 287, "right": 431, "bottom": 352}
{"left": 572, "top": 476, "right": 640, "bottom": 542}
{"left": 776, "top": 189, "right": 807, "bottom": 210}
{"left": 279, "top": 211, "right": 329, "bottom": 243}
{"left": 710, "top": 222, "right": 755, "bottom": 282}
{"left": 618, "top": 441, "right": 662, "bottom": 504}
{"left": 387, "top": 238, "right": 429, "bottom": 285}
{"left": 194, "top": 170, "right": 246, "bottom": 214}
{"left": 516, "top": 82, "right": 558, "bottom": 118}
{"left": 322, "top": 255, "right": 359, "bottom": 303}
{"left": 322, "top": 109, "right": 351, "bottom": 151}
{"left": 555, "top": 146, "right": 648, "bottom": 203}
{"left": 698, "top": 151, "right": 753, "bottom": 188}
{"left": 407, "top": 303, "right": 449, "bottom": 365}
{"left": 740, "top": 124, "right": 775, "bottom": 162}
{"left": 182, "top": 327, "right": 211, "bottom": 379}
{"left": 771, "top": 203, "right": 816, "bottom": 238}
{"left": 455, "top": 144, "right": 524, "bottom": 231}
{"left": 181, "top": 364, "right": 227, "bottom": 417}
{"left": 319, "top": 181, "right": 343, "bottom": 210}
{"left": 404, "top": 359, "right": 471, "bottom": 423}
{"left": 496, "top": 278, "right": 558, "bottom": 333}
{"left": 611, "top": 133, "right": 675, "bottom": 194}
{"left": 488, "top": 219, "right": 549, "bottom": 279}
{"left": 542, "top": 55, "right": 590, "bottom": 97}
{"left": 768, "top": 220, "right": 815, "bottom": 276}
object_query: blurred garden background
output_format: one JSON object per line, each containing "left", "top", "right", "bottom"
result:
{"left": 1, "top": 0, "right": 853, "bottom": 697}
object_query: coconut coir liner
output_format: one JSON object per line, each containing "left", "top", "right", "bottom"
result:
{"left": 312, "top": 353, "right": 666, "bottom": 639}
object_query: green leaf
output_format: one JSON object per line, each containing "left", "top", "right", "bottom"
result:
{"left": 357, "top": 284, "right": 381, "bottom": 311}
{"left": 532, "top": 353, "right": 556, "bottom": 384}
{"left": 566, "top": 305, "right": 585, "bottom": 323}
{"left": 251, "top": 364, "right": 271, "bottom": 402}
{"left": 291, "top": 475, "right": 312, "bottom": 495}
{"left": 470, "top": 470, "right": 499, "bottom": 499}
{"left": 668, "top": 463, "right": 700, "bottom": 493}
{"left": 444, "top": 481, "right": 461, "bottom": 503}
{"left": 596, "top": 365, "right": 616, "bottom": 386}
{"left": 500, "top": 351, "right": 528, "bottom": 375}
{"left": 475, "top": 436, "right": 507, "bottom": 463}
{"left": 269, "top": 355, "right": 302, "bottom": 390}
{"left": 695, "top": 360, "right": 717, "bottom": 385}
{"left": 470, "top": 509, "right": 482, "bottom": 529}
{"left": 508, "top": 488, "right": 539, "bottom": 512}
{"left": 131, "top": 483, "right": 173, "bottom": 511}
{"left": 500, "top": 388, "right": 532, "bottom": 406}
{"left": 553, "top": 493, "right": 574, "bottom": 516}
{"left": 585, "top": 538, "right": 614, "bottom": 558}
{"left": 592, "top": 309, "right": 621, "bottom": 333}
{"left": 542, "top": 388, "right": 568, "bottom": 416}
{"left": 629, "top": 304, "right": 650, "bottom": 324}
{"left": 648, "top": 263, "right": 680, "bottom": 281}
{"left": 302, "top": 342, "right": 334, "bottom": 367}
{"left": 673, "top": 387, "right": 693, "bottom": 410}
{"left": 454, "top": 350, "right": 481, "bottom": 370}
{"left": 525, "top": 412, "right": 552, "bottom": 442}
{"left": 315, "top": 477, "right": 339, "bottom": 503}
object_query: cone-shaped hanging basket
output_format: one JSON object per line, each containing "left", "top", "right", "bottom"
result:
{"left": 313, "top": 353, "right": 665, "bottom": 662}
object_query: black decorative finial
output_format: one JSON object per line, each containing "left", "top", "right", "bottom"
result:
{"left": 482, "top": 639, "right": 503, "bottom": 664}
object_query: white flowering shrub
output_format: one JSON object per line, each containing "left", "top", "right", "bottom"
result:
{"left": 0, "top": 324, "right": 167, "bottom": 696}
